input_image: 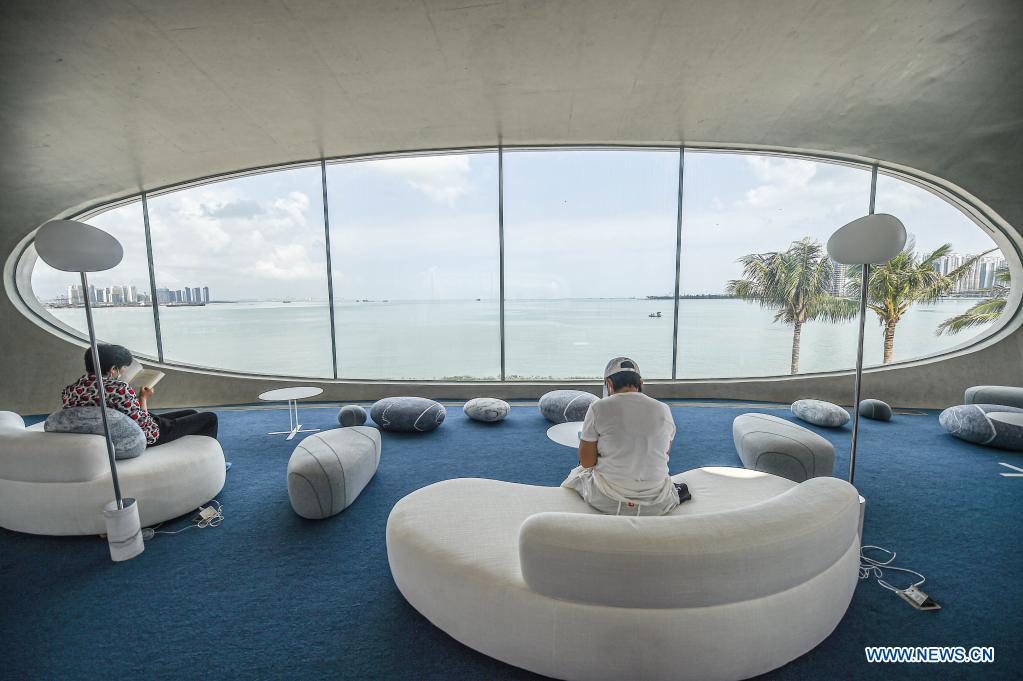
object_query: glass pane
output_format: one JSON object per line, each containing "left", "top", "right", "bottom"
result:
{"left": 504, "top": 149, "right": 680, "bottom": 380}
{"left": 676, "top": 152, "right": 872, "bottom": 378}
{"left": 147, "top": 166, "right": 333, "bottom": 377}
{"left": 327, "top": 152, "right": 500, "bottom": 380}
{"left": 870, "top": 173, "right": 1007, "bottom": 365}
{"left": 31, "top": 201, "right": 159, "bottom": 359}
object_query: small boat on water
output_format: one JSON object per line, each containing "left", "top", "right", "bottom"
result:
{"left": 648, "top": 311, "right": 662, "bottom": 318}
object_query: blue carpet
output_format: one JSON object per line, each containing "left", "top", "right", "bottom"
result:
{"left": 2, "top": 403, "right": 1021, "bottom": 680}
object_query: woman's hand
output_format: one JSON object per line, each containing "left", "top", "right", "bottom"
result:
{"left": 140, "top": 386, "right": 155, "bottom": 401}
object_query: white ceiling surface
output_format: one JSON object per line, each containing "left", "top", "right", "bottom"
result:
{"left": 2, "top": 0, "right": 1023, "bottom": 242}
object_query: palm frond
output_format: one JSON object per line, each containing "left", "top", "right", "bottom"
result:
{"left": 936, "top": 298, "right": 1007, "bottom": 335}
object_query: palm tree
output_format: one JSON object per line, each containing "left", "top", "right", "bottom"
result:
{"left": 937, "top": 266, "right": 1009, "bottom": 335}
{"left": 847, "top": 241, "right": 991, "bottom": 363}
{"left": 727, "top": 237, "right": 858, "bottom": 374}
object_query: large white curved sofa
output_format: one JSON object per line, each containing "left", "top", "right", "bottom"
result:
{"left": 0, "top": 411, "right": 225, "bottom": 536}
{"left": 387, "top": 466, "right": 861, "bottom": 681}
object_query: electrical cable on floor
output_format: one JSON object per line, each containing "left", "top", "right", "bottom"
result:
{"left": 859, "top": 545, "right": 925, "bottom": 593}
{"left": 859, "top": 545, "right": 940, "bottom": 610}
{"left": 142, "top": 500, "right": 223, "bottom": 539}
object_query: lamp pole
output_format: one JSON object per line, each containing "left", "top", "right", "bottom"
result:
{"left": 80, "top": 271, "right": 124, "bottom": 508}
{"left": 848, "top": 262, "right": 870, "bottom": 486}
{"left": 826, "top": 211, "right": 906, "bottom": 488}
{"left": 36, "top": 219, "right": 141, "bottom": 560}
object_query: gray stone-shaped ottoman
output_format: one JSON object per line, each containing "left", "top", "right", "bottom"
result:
{"left": 939, "top": 404, "right": 1023, "bottom": 451}
{"left": 733, "top": 413, "right": 835, "bottom": 482}
{"left": 463, "top": 398, "right": 510, "bottom": 423}
{"left": 370, "top": 397, "right": 446, "bottom": 433}
{"left": 539, "top": 390, "right": 598, "bottom": 424}
{"left": 858, "top": 399, "right": 892, "bottom": 421}
{"left": 338, "top": 404, "right": 368, "bottom": 427}
{"left": 791, "top": 399, "right": 850, "bottom": 428}
{"left": 45, "top": 406, "right": 147, "bottom": 459}
{"left": 965, "top": 386, "right": 1023, "bottom": 409}
{"left": 287, "top": 426, "right": 382, "bottom": 519}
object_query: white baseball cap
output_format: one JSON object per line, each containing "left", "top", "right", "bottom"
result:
{"left": 604, "top": 356, "right": 641, "bottom": 378}
{"left": 602, "top": 357, "right": 641, "bottom": 396}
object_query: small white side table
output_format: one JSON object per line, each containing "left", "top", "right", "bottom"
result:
{"left": 258, "top": 386, "right": 324, "bottom": 440}
{"left": 547, "top": 421, "right": 585, "bottom": 448}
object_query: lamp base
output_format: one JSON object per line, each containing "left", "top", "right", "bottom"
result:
{"left": 103, "top": 498, "right": 144, "bottom": 562}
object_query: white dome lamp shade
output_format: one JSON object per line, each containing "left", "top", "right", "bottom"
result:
{"left": 35, "top": 219, "right": 123, "bottom": 272}
{"left": 827, "top": 213, "right": 907, "bottom": 265}
{"left": 34, "top": 219, "right": 143, "bottom": 561}
{"left": 827, "top": 213, "right": 906, "bottom": 490}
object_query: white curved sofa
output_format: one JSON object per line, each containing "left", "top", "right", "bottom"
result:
{"left": 387, "top": 467, "right": 861, "bottom": 681}
{"left": 0, "top": 411, "right": 226, "bottom": 536}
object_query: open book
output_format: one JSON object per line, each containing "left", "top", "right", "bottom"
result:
{"left": 122, "top": 359, "right": 165, "bottom": 390}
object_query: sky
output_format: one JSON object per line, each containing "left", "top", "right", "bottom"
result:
{"left": 31, "top": 150, "right": 1001, "bottom": 302}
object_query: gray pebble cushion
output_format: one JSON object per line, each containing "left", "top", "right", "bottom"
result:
{"left": 965, "top": 386, "right": 1023, "bottom": 409}
{"left": 858, "top": 399, "right": 892, "bottom": 421}
{"left": 338, "top": 405, "right": 368, "bottom": 427}
{"left": 732, "top": 413, "right": 835, "bottom": 482}
{"left": 539, "top": 390, "right": 598, "bottom": 424}
{"left": 939, "top": 404, "right": 1023, "bottom": 451}
{"left": 287, "top": 426, "right": 382, "bottom": 519}
{"left": 45, "top": 406, "right": 147, "bottom": 459}
{"left": 370, "top": 397, "right": 446, "bottom": 433}
{"left": 791, "top": 399, "right": 850, "bottom": 428}
{"left": 463, "top": 398, "right": 510, "bottom": 423}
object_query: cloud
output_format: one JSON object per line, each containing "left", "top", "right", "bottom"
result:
{"left": 199, "top": 198, "right": 264, "bottom": 220}
{"left": 369, "top": 155, "right": 474, "bottom": 206}
{"left": 743, "top": 157, "right": 820, "bottom": 207}
{"left": 146, "top": 182, "right": 325, "bottom": 298}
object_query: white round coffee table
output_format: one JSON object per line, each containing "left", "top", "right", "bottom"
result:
{"left": 547, "top": 421, "right": 585, "bottom": 448}
{"left": 258, "top": 386, "right": 324, "bottom": 440}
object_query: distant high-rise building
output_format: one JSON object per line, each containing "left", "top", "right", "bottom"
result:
{"left": 155, "top": 288, "right": 172, "bottom": 304}
{"left": 127, "top": 285, "right": 137, "bottom": 303}
{"left": 67, "top": 284, "right": 83, "bottom": 305}
{"left": 184, "top": 287, "right": 192, "bottom": 304}
{"left": 203, "top": 286, "right": 210, "bottom": 303}
{"left": 934, "top": 253, "right": 1005, "bottom": 293}
{"left": 175, "top": 290, "right": 183, "bottom": 302}
{"left": 191, "top": 287, "right": 201, "bottom": 304}
{"left": 978, "top": 256, "right": 1006, "bottom": 289}
{"left": 829, "top": 260, "right": 850, "bottom": 297}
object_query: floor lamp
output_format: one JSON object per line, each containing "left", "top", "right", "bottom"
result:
{"left": 35, "top": 219, "right": 144, "bottom": 561}
{"left": 826, "top": 213, "right": 907, "bottom": 485}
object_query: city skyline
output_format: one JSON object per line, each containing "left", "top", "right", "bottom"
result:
{"left": 55, "top": 283, "right": 212, "bottom": 307}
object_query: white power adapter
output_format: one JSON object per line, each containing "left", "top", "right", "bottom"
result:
{"left": 198, "top": 506, "right": 220, "bottom": 522}
{"left": 898, "top": 585, "right": 941, "bottom": 611}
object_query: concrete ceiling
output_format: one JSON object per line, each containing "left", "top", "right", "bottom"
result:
{"left": 2, "top": 0, "right": 1023, "bottom": 247}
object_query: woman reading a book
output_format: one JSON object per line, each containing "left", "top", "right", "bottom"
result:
{"left": 61, "top": 344, "right": 218, "bottom": 447}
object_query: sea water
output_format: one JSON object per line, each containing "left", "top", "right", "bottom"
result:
{"left": 47, "top": 298, "right": 990, "bottom": 381}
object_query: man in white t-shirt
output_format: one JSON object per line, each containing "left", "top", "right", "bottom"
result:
{"left": 561, "top": 357, "right": 685, "bottom": 516}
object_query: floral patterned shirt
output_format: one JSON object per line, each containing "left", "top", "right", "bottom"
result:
{"left": 61, "top": 374, "right": 160, "bottom": 445}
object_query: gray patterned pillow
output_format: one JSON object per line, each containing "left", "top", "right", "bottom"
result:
{"left": 45, "top": 406, "right": 147, "bottom": 459}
